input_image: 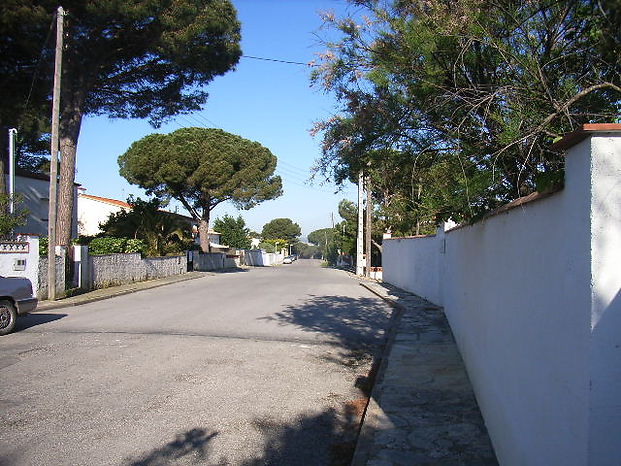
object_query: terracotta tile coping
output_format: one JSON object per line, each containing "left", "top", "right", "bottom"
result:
{"left": 79, "top": 193, "right": 131, "bottom": 208}
{"left": 550, "top": 123, "right": 621, "bottom": 152}
{"left": 383, "top": 234, "right": 437, "bottom": 240}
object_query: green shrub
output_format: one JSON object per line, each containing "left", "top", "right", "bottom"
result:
{"left": 39, "top": 236, "right": 48, "bottom": 256}
{"left": 39, "top": 236, "right": 146, "bottom": 256}
{"left": 88, "top": 237, "right": 145, "bottom": 255}
{"left": 72, "top": 235, "right": 97, "bottom": 246}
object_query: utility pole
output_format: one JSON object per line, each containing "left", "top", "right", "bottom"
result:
{"left": 48, "top": 6, "right": 64, "bottom": 301}
{"left": 356, "top": 171, "right": 364, "bottom": 276}
{"left": 8, "top": 128, "right": 17, "bottom": 214}
{"left": 365, "top": 174, "right": 372, "bottom": 278}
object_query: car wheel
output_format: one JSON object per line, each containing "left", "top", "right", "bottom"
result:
{"left": 0, "top": 300, "right": 17, "bottom": 336}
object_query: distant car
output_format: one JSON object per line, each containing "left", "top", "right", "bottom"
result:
{"left": 283, "top": 256, "right": 293, "bottom": 264}
{"left": 0, "top": 276, "right": 38, "bottom": 335}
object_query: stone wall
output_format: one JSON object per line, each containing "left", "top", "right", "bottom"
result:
{"left": 37, "top": 254, "right": 66, "bottom": 299}
{"left": 90, "top": 253, "right": 186, "bottom": 289}
{"left": 191, "top": 252, "right": 236, "bottom": 271}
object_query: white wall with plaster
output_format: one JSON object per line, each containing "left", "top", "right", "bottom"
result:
{"left": 382, "top": 127, "right": 621, "bottom": 465}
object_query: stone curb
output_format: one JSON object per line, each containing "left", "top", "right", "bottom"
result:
{"left": 352, "top": 281, "right": 498, "bottom": 465}
{"left": 36, "top": 271, "right": 211, "bottom": 311}
{"left": 352, "top": 281, "right": 408, "bottom": 466}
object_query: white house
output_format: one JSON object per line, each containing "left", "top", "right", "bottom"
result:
{"left": 77, "top": 192, "right": 131, "bottom": 236}
{"left": 4, "top": 169, "right": 78, "bottom": 238}
{"left": 77, "top": 191, "right": 223, "bottom": 247}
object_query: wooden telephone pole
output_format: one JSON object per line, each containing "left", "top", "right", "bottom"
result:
{"left": 356, "top": 171, "right": 364, "bottom": 276}
{"left": 48, "top": 6, "right": 64, "bottom": 300}
{"left": 365, "top": 174, "right": 372, "bottom": 278}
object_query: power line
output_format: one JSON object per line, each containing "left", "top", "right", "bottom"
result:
{"left": 181, "top": 114, "right": 201, "bottom": 126}
{"left": 242, "top": 55, "right": 317, "bottom": 67}
{"left": 276, "top": 167, "right": 309, "bottom": 182}
{"left": 278, "top": 176, "right": 334, "bottom": 195}
{"left": 23, "top": 12, "right": 56, "bottom": 120}
{"left": 275, "top": 170, "right": 339, "bottom": 195}
{"left": 192, "top": 113, "right": 221, "bottom": 128}
{"left": 278, "top": 159, "right": 310, "bottom": 175}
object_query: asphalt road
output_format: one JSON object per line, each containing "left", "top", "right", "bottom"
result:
{"left": 0, "top": 260, "right": 393, "bottom": 465}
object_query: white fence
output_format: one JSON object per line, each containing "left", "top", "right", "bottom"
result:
{"left": 382, "top": 126, "right": 621, "bottom": 466}
{"left": 242, "top": 249, "right": 284, "bottom": 266}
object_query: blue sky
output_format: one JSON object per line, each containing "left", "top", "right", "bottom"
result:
{"left": 76, "top": 0, "right": 358, "bottom": 237}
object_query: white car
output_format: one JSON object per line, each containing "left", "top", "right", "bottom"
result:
{"left": 283, "top": 256, "right": 293, "bottom": 264}
{"left": 0, "top": 276, "right": 38, "bottom": 335}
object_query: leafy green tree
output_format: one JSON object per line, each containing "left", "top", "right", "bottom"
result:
{"left": 261, "top": 218, "right": 301, "bottom": 243}
{"left": 258, "top": 238, "right": 287, "bottom": 253}
{"left": 1, "top": 0, "right": 242, "bottom": 246}
{"left": 0, "top": 194, "right": 28, "bottom": 237}
{"left": 313, "top": 0, "right": 621, "bottom": 224}
{"left": 334, "top": 200, "right": 357, "bottom": 256}
{"left": 307, "top": 227, "right": 334, "bottom": 259}
{"left": 295, "top": 242, "right": 320, "bottom": 259}
{"left": 119, "top": 127, "right": 282, "bottom": 252}
{"left": 0, "top": 3, "right": 52, "bottom": 195}
{"left": 213, "top": 214, "right": 250, "bottom": 249}
{"left": 99, "top": 197, "right": 193, "bottom": 256}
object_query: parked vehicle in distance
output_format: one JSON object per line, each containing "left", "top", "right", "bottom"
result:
{"left": 0, "top": 276, "right": 38, "bottom": 335}
{"left": 283, "top": 256, "right": 293, "bottom": 264}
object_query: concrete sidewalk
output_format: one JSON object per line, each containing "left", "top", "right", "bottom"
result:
{"left": 37, "top": 271, "right": 211, "bottom": 311}
{"left": 353, "top": 281, "right": 497, "bottom": 465}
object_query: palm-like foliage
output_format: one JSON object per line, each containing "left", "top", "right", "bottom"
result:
{"left": 99, "top": 197, "right": 193, "bottom": 256}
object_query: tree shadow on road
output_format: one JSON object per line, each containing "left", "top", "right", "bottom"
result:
{"left": 124, "top": 428, "right": 222, "bottom": 466}
{"left": 241, "top": 400, "right": 367, "bottom": 466}
{"left": 261, "top": 294, "right": 394, "bottom": 359}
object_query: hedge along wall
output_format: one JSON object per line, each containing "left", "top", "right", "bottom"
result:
{"left": 89, "top": 253, "right": 187, "bottom": 289}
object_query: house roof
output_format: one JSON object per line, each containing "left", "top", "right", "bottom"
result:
{"left": 78, "top": 192, "right": 220, "bottom": 234}
{"left": 5, "top": 167, "right": 81, "bottom": 186}
{"left": 550, "top": 123, "right": 621, "bottom": 152}
{"left": 79, "top": 193, "right": 131, "bottom": 208}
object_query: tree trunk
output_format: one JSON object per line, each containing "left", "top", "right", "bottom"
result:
{"left": 198, "top": 211, "right": 211, "bottom": 253}
{"left": 56, "top": 94, "right": 84, "bottom": 247}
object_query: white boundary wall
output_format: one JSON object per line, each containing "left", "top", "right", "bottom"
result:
{"left": 0, "top": 235, "right": 39, "bottom": 288}
{"left": 242, "top": 249, "right": 284, "bottom": 266}
{"left": 382, "top": 128, "right": 621, "bottom": 465}
{"left": 382, "top": 233, "right": 444, "bottom": 305}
